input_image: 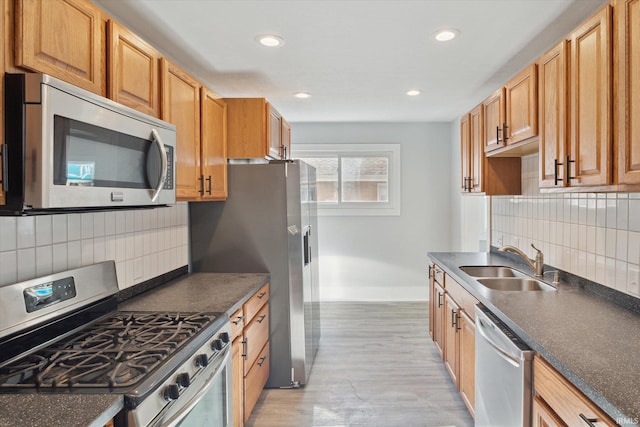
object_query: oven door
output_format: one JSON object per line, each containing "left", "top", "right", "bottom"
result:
{"left": 23, "top": 74, "right": 176, "bottom": 209}
{"left": 150, "top": 348, "right": 233, "bottom": 427}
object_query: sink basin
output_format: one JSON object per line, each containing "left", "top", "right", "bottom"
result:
{"left": 459, "top": 265, "right": 526, "bottom": 278}
{"left": 476, "top": 278, "right": 556, "bottom": 292}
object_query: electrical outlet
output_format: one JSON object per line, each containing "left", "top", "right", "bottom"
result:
{"left": 628, "top": 267, "right": 640, "bottom": 296}
{"left": 496, "top": 235, "right": 503, "bottom": 246}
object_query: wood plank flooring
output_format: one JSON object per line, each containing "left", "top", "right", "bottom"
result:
{"left": 246, "top": 302, "right": 474, "bottom": 427}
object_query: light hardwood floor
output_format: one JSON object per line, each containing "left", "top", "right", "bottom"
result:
{"left": 246, "top": 302, "right": 474, "bottom": 427}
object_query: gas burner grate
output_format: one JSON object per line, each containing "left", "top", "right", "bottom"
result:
{"left": 0, "top": 312, "right": 217, "bottom": 390}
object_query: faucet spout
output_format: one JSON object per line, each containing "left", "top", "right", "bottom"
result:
{"left": 498, "top": 243, "right": 544, "bottom": 277}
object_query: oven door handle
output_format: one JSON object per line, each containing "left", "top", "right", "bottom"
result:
{"left": 149, "top": 128, "right": 168, "bottom": 203}
{"left": 161, "top": 348, "right": 231, "bottom": 427}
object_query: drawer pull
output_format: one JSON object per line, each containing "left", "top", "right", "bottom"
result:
{"left": 257, "top": 314, "right": 267, "bottom": 324}
{"left": 241, "top": 338, "right": 248, "bottom": 360}
{"left": 257, "top": 291, "right": 267, "bottom": 299}
{"left": 257, "top": 356, "right": 267, "bottom": 367}
{"left": 579, "top": 414, "right": 597, "bottom": 427}
{"left": 232, "top": 315, "right": 244, "bottom": 325}
{"left": 437, "top": 292, "right": 443, "bottom": 308}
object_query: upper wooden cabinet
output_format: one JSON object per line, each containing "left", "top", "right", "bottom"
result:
{"left": 15, "top": 0, "right": 105, "bottom": 95}
{"left": 483, "top": 88, "right": 506, "bottom": 152}
{"left": 539, "top": 41, "right": 569, "bottom": 188}
{"left": 161, "top": 59, "right": 202, "bottom": 201}
{"left": 201, "top": 88, "right": 228, "bottom": 201}
{"left": 616, "top": 0, "right": 640, "bottom": 185}
{"left": 505, "top": 64, "right": 538, "bottom": 145}
{"left": 568, "top": 5, "right": 613, "bottom": 187}
{"left": 107, "top": 20, "right": 160, "bottom": 117}
{"left": 226, "top": 98, "right": 289, "bottom": 160}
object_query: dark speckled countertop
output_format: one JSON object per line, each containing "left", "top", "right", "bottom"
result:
{"left": 0, "top": 272, "right": 269, "bottom": 427}
{"left": 429, "top": 251, "right": 640, "bottom": 426}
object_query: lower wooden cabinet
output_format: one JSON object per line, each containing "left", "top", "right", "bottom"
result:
{"left": 428, "top": 263, "right": 477, "bottom": 419}
{"left": 533, "top": 355, "right": 616, "bottom": 427}
{"left": 231, "top": 283, "right": 270, "bottom": 426}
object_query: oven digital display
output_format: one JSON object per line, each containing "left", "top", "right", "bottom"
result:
{"left": 23, "top": 277, "right": 77, "bottom": 313}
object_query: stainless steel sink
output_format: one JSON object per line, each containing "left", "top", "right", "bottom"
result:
{"left": 476, "top": 277, "right": 556, "bottom": 292}
{"left": 459, "top": 265, "right": 526, "bottom": 278}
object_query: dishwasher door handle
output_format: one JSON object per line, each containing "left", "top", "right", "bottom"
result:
{"left": 477, "top": 318, "right": 521, "bottom": 368}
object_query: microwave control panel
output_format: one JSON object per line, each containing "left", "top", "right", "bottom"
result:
{"left": 164, "top": 145, "right": 174, "bottom": 190}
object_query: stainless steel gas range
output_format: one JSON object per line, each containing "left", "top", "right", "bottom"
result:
{"left": 0, "top": 261, "right": 232, "bottom": 427}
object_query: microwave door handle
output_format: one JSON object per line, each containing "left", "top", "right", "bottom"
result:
{"left": 149, "top": 129, "right": 168, "bottom": 202}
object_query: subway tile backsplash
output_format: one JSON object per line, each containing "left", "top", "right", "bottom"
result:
{"left": 492, "top": 153, "right": 640, "bottom": 298}
{"left": 0, "top": 204, "right": 189, "bottom": 290}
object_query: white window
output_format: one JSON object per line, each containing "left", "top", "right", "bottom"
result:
{"left": 293, "top": 144, "right": 401, "bottom": 216}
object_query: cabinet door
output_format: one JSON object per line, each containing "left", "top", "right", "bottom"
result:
{"left": 569, "top": 5, "right": 613, "bottom": 187}
{"left": 108, "top": 20, "right": 160, "bottom": 117}
{"left": 433, "top": 282, "right": 445, "bottom": 358}
{"left": 225, "top": 98, "right": 268, "bottom": 159}
{"left": 244, "top": 342, "right": 269, "bottom": 423}
{"left": 443, "top": 293, "right": 460, "bottom": 387}
{"left": 539, "top": 41, "right": 568, "bottom": 188}
{"left": 459, "top": 310, "right": 475, "bottom": 417}
{"left": 483, "top": 88, "right": 506, "bottom": 152}
{"left": 232, "top": 337, "right": 244, "bottom": 427}
{"left": 243, "top": 303, "right": 269, "bottom": 375}
{"left": 281, "top": 118, "right": 291, "bottom": 160}
{"left": 532, "top": 396, "right": 567, "bottom": 427}
{"left": 267, "top": 104, "right": 282, "bottom": 159}
{"left": 161, "top": 58, "right": 202, "bottom": 201}
{"left": 469, "top": 105, "right": 484, "bottom": 193}
{"left": 505, "top": 64, "right": 537, "bottom": 145}
{"left": 428, "top": 264, "right": 435, "bottom": 338}
{"left": 616, "top": 0, "right": 640, "bottom": 184}
{"left": 15, "top": 0, "right": 105, "bottom": 95}
{"left": 201, "top": 88, "right": 228, "bottom": 201}
{"left": 460, "top": 114, "right": 471, "bottom": 192}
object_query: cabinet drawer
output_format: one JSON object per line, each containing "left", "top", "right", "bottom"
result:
{"left": 445, "top": 277, "right": 479, "bottom": 321}
{"left": 533, "top": 355, "right": 616, "bottom": 426}
{"left": 244, "top": 341, "right": 269, "bottom": 423}
{"left": 243, "top": 303, "right": 269, "bottom": 375}
{"left": 244, "top": 283, "right": 269, "bottom": 323}
{"left": 230, "top": 307, "right": 244, "bottom": 341}
{"left": 433, "top": 265, "right": 445, "bottom": 287}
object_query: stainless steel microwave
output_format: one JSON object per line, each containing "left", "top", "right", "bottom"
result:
{"left": 2, "top": 73, "right": 176, "bottom": 214}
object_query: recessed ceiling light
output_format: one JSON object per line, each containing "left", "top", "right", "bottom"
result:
{"left": 294, "top": 92, "right": 312, "bottom": 99}
{"left": 433, "top": 29, "right": 460, "bottom": 42}
{"left": 256, "top": 34, "right": 285, "bottom": 47}
{"left": 406, "top": 89, "right": 421, "bottom": 96}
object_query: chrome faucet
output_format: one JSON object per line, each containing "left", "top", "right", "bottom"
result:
{"left": 498, "top": 243, "right": 544, "bottom": 277}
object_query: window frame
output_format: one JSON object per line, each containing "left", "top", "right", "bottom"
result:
{"left": 293, "top": 143, "right": 401, "bottom": 216}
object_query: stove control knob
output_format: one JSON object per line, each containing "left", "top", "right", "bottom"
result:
{"left": 163, "top": 384, "right": 180, "bottom": 401}
{"left": 211, "top": 339, "right": 223, "bottom": 351}
{"left": 219, "top": 332, "right": 230, "bottom": 344}
{"left": 177, "top": 372, "right": 190, "bottom": 388}
{"left": 195, "top": 353, "right": 209, "bottom": 368}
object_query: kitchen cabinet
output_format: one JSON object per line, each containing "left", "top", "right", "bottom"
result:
{"left": 443, "top": 293, "right": 460, "bottom": 387}
{"left": 505, "top": 64, "right": 538, "bottom": 145}
{"left": 568, "top": 5, "right": 613, "bottom": 187}
{"left": 615, "top": 0, "right": 640, "bottom": 185}
{"left": 428, "top": 264, "right": 435, "bottom": 338}
{"left": 15, "top": 0, "right": 105, "bottom": 95}
{"left": 0, "top": 2, "right": 5, "bottom": 207}
{"left": 107, "top": 20, "right": 160, "bottom": 117}
{"left": 458, "top": 310, "right": 475, "bottom": 417}
{"left": 460, "top": 105, "right": 521, "bottom": 195}
{"left": 539, "top": 40, "right": 569, "bottom": 188}
{"left": 483, "top": 88, "right": 506, "bottom": 152}
{"left": 429, "top": 263, "right": 477, "bottom": 418}
{"left": 533, "top": 355, "right": 616, "bottom": 427}
{"left": 281, "top": 118, "right": 291, "bottom": 160}
{"left": 225, "top": 98, "right": 288, "bottom": 160}
{"left": 230, "top": 283, "right": 270, "bottom": 426}
{"left": 161, "top": 58, "right": 202, "bottom": 201}
{"left": 201, "top": 88, "right": 228, "bottom": 200}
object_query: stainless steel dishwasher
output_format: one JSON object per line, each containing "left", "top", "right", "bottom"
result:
{"left": 475, "top": 304, "right": 534, "bottom": 427}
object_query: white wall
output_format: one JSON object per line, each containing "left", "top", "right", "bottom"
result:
{"left": 293, "top": 122, "right": 453, "bottom": 301}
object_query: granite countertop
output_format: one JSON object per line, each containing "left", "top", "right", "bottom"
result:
{"left": 0, "top": 272, "right": 269, "bottom": 427}
{"left": 429, "top": 251, "right": 640, "bottom": 426}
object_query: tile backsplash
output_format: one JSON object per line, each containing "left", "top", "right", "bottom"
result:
{"left": 0, "top": 204, "right": 189, "bottom": 289}
{"left": 492, "top": 153, "right": 640, "bottom": 298}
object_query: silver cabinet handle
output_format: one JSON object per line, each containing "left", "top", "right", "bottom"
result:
{"left": 257, "top": 314, "right": 267, "bottom": 324}
{"left": 579, "top": 414, "right": 598, "bottom": 427}
{"left": 149, "top": 129, "right": 168, "bottom": 202}
{"left": 241, "top": 338, "right": 248, "bottom": 360}
{"left": 232, "top": 315, "right": 244, "bottom": 325}
{"left": 257, "top": 356, "right": 267, "bottom": 367}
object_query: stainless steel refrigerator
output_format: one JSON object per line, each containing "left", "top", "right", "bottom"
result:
{"left": 189, "top": 160, "right": 320, "bottom": 388}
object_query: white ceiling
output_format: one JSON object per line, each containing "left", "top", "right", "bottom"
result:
{"left": 94, "top": 0, "right": 606, "bottom": 123}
